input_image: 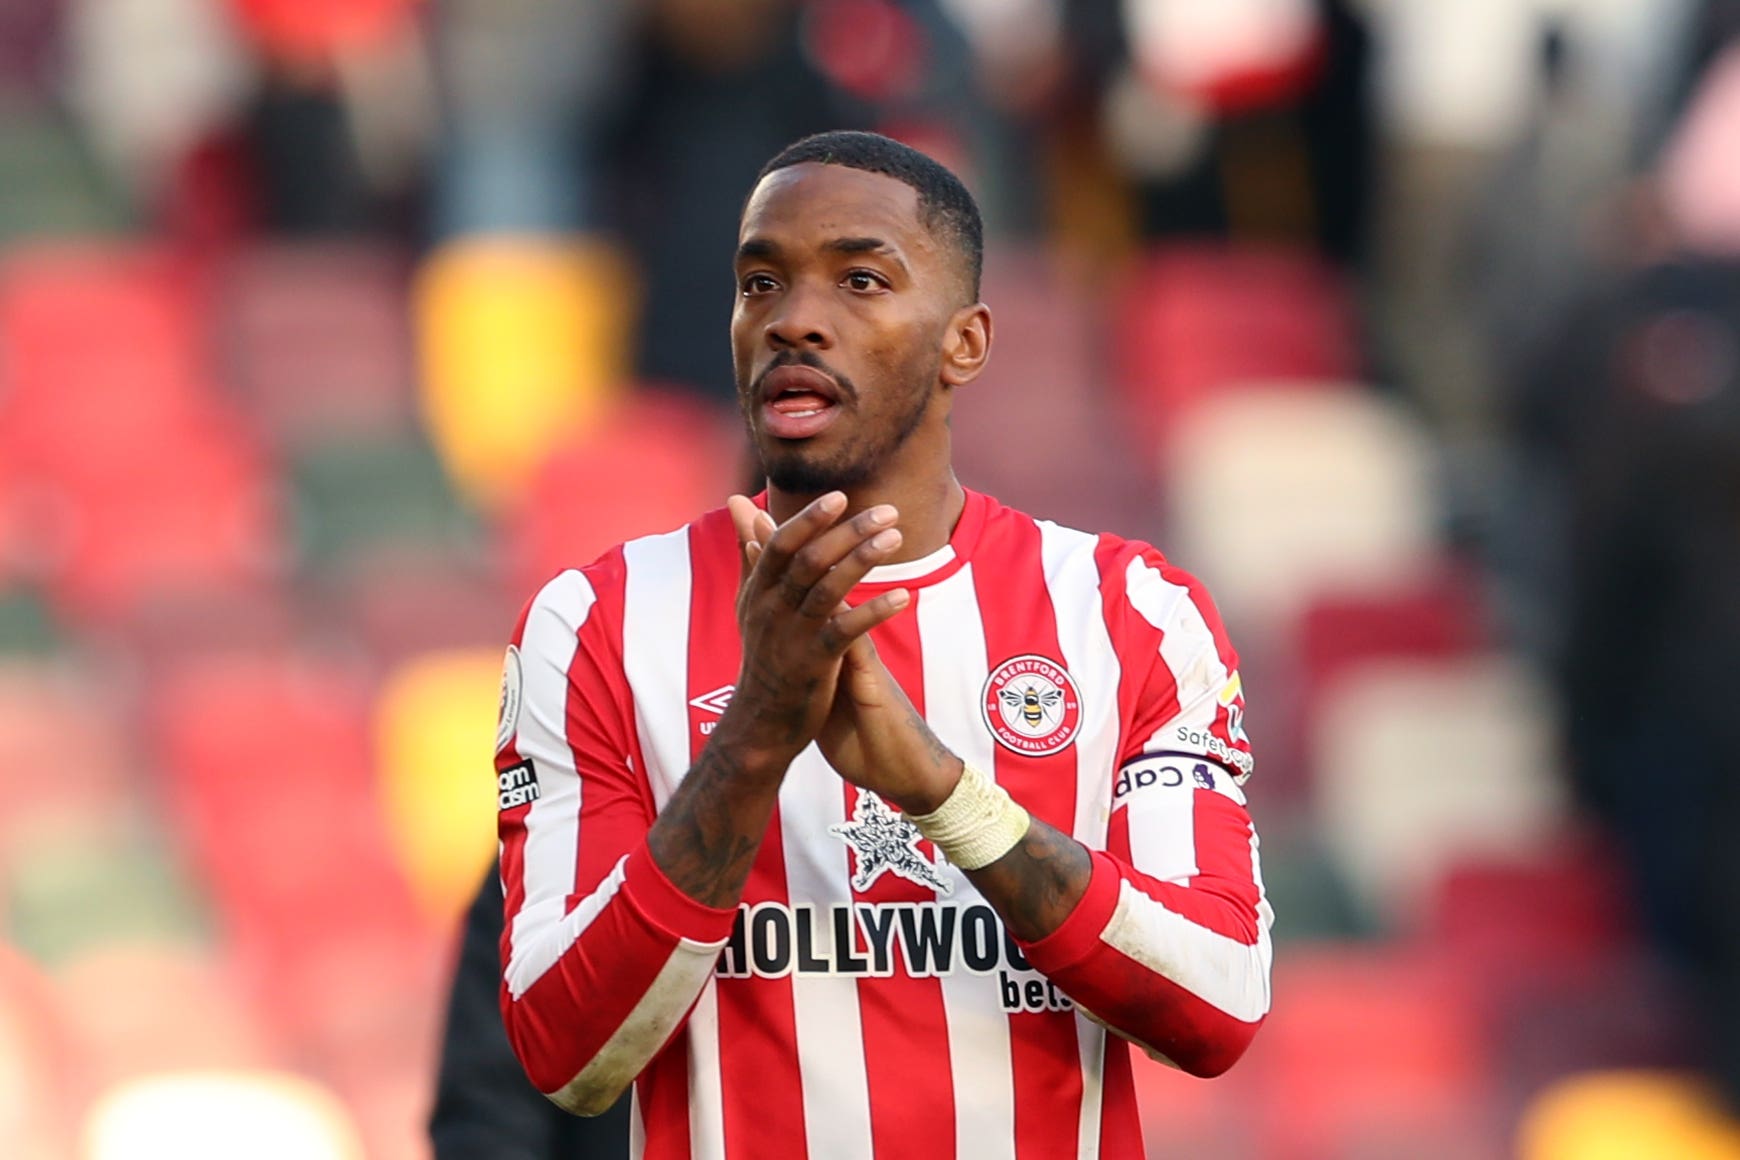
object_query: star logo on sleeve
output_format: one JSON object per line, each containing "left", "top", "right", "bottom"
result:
{"left": 829, "top": 790, "right": 953, "bottom": 896}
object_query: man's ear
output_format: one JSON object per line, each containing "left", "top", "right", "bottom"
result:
{"left": 940, "top": 302, "right": 992, "bottom": 388}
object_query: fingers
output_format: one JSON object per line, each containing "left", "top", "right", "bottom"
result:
{"left": 779, "top": 503, "right": 898, "bottom": 600}
{"left": 744, "top": 495, "right": 906, "bottom": 626}
{"left": 822, "top": 588, "right": 910, "bottom": 654}
{"left": 752, "top": 490, "right": 846, "bottom": 582}
{"left": 792, "top": 524, "right": 901, "bottom": 617}
{"left": 726, "top": 494, "right": 764, "bottom": 584}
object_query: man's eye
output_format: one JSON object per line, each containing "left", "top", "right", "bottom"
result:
{"left": 844, "top": 270, "right": 886, "bottom": 292}
{"left": 741, "top": 274, "right": 778, "bottom": 295}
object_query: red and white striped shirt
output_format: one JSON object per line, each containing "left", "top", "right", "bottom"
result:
{"left": 496, "top": 489, "right": 1272, "bottom": 1160}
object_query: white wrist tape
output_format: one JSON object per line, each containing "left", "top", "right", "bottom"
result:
{"left": 908, "top": 763, "right": 1031, "bottom": 870}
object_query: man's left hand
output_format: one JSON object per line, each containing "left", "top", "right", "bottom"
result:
{"left": 817, "top": 632, "right": 962, "bottom": 816}
{"left": 740, "top": 509, "right": 962, "bottom": 814}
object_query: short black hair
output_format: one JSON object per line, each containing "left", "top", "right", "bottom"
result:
{"left": 756, "top": 130, "right": 983, "bottom": 304}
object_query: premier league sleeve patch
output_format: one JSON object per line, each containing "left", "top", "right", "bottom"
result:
{"left": 981, "top": 654, "right": 1082, "bottom": 756}
{"left": 496, "top": 645, "right": 523, "bottom": 754}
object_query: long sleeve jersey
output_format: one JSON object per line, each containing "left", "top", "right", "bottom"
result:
{"left": 495, "top": 488, "right": 1273, "bottom": 1160}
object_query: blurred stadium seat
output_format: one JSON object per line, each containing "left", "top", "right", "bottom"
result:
{"left": 313, "top": 543, "right": 509, "bottom": 668}
{"left": 1258, "top": 569, "right": 1488, "bottom": 801}
{"left": 1248, "top": 946, "right": 1499, "bottom": 1160}
{"left": 0, "top": 587, "right": 59, "bottom": 654}
{"left": 5, "top": 819, "right": 206, "bottom": 968}
{"left": 0, "top": 661, "right": 132, "bottom": 858}
{"left": 1164, "top": 386, "right": 1442, "bottom": 637}
{"left": 1518, "top": 1071, "right": 1740, "bottom": 1160}
{"left": 373, "top": 648, "right": 502, "bottom": 924}
{"left": 145, "top": 652, "right": 434, "bottom": 1040}
{"left": 0, "top": 943, "right": 78, "bottom": 1160}
{"left": 0, "top": 112, "right": 129, "bottom": 245}
{"left": 52, "top": 942, "right": 279, "bottom": 1101}
{"left": 0, "top": 244, "right": 285, "bottom": 621}
{"left": 1129, "top": 1049, "right": 1256, "bottom": 1160}
{"left": 503, "top": 389, "right": 743, "bottom": 593}
{"left": 414, "top": 236, "right": 635, "bottom": 508}
{"left": 81, "top": 1070, "right": 365, "bottom": 1160}
{"left": 951, "top": 246, "right": 1163, "bottom": 541}
{"left": 286, "top": 430, "right": 476, "bottom": 572}
{"left": 216, "top": 242, "right": 416, "bottom": 445}
{"left": 1426, "top": 838, "right": 1632, "bottom": 998}
{"left": 1113, "top": 244, "right": 1359, "bottom": 457}
{"left": 1309, "top": 654, "right": 1568, "bottom": 928}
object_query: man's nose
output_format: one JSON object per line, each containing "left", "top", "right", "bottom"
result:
{"left": 764, "top": 281, "right": 833, "bottom": 349}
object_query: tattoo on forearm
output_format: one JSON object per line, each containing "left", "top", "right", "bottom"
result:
{"left": 740, "top": 656, "right": 820, "bottom": 746}
{"left": 966, "top": 818, "right": 1093, "bottom": 944}
{"left": 903, "top": 702, "right": 953, "bottom": 770}
{"left": 647, "top": 745, "right": 778, "bottom": 909}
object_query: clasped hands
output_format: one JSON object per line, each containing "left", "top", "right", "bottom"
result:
{"left": 718, "top": 492, "right": 963, "bottom": 816}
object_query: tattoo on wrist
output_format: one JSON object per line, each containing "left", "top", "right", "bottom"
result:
{"left": 648, "top": 744, "right": 777, "bottom": 909}
{"left": 967, "top": 818, "right": 1092, "bottom": 943}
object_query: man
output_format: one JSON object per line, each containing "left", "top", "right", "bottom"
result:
{"left": 494, "top": 130, "right": 1272, "bottom": 1159}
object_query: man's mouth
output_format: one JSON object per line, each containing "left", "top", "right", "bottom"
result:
{"left": 759, "top": 364, "right": 845, "bottom": 439}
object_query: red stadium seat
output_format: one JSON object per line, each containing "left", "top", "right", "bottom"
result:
{"left": 0, "top": 661, "right": 132, "bottom": 856}
{"left": 503, "top": 388, "right": 745, "bottom": 595}
{"left": 146, "top": 651, "right": 431, "bottom": 1051}
{"left": 52, "top": 942, "right": 280, "bottom": 1101}
{"left": 0, "top": 244, "right": 288, "bottom": 622}
{"left": 35, "top": 423, "right": 283, "bottom": 622}
{"left": 0, "top": 244, "right": 206, "bottom": 409}
{"left": 1296, "top": 570, "right": 1488, "bottom": 691}
{"left": 1426, "top": 838, "right": 1633, "bottom": 1001}
{"left": 1261, "top": 569, "right": 1487, "bottom": 801}
{"left": 951, "top": 247, "right": 1164, "bottom": 541}
{"left": 1112, "top": 243, "right": 1359, "bottom": 457}
{"left": 313, "top": 544, "right": 511, "bottom": 670}
{"left": 1129, "top": 1049, "right": 1259, "bottom": 1159}
{"left": 1246, "top": 947, "right": 1501, "bottom": 1160}
{"left": 215, "top": 242, "right": 416, "bottom": 445}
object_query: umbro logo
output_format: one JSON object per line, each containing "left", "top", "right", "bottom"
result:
{"left": 689, "top": 685, "right": 734, "bottom": 714}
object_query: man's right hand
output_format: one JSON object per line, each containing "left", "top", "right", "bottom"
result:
{"left": 718, "top": 492, "right": 911, "bottom": 773}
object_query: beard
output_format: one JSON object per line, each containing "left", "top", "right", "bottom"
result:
{"left": 744, "top": 350, "right": 940, "bottom": 494}
{"left": 761, "top": 394, "right": 929, "bottom": 492}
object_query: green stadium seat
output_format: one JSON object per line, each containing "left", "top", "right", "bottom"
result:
{"left": 4, "top": 820, "right": 209, "bottom": 967}
{"left": 0, "top": 587, "right": 60, "bottom": 655}
{"left": 0, "top": 111, "right": 130, "bottom": 243}
{"left": 286, "top": 433, "right": 480, "bottom": 573}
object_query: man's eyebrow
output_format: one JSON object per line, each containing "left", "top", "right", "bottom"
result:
{"left": 823, "top": 236, "right": 901, "bottom": 261}
{"left": 736, "top": 238, "right": 779, "bottom": 262}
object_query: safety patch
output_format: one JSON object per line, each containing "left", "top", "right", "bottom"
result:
{"left": 981, "top": 654, "right": 1082, "bottom": 756}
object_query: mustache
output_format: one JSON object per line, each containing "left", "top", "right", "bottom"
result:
{"left": 752, "top": 351, "right": 858, "bottom": 404}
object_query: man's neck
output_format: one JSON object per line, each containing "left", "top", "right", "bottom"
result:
{"left": 767, "top": 471, "right": 967, "bottom": 565}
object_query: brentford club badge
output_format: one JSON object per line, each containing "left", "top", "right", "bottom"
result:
{"left": 981, "top": 654, "right": 1082, "bottom": 756}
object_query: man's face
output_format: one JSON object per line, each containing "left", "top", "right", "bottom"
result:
{"left": 731, "top": 163, "right": 960, "bottom": 494}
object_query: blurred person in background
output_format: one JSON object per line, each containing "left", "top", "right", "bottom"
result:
{"left": 433, "top": 0, "right": 1007, "bottom": 404}
{"left": 432, "top": 861, "right": 629, "bottom": 1159}
{"left": 1505, "top": 30, "right": 1740, "bottom": 1114}
{"left": 490, "top": 130, "right": 1270, "bottom": 1157}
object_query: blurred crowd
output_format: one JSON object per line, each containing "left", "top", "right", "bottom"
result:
{"left": 1, "top": 0, "right": 1739, "bottom": 1157}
